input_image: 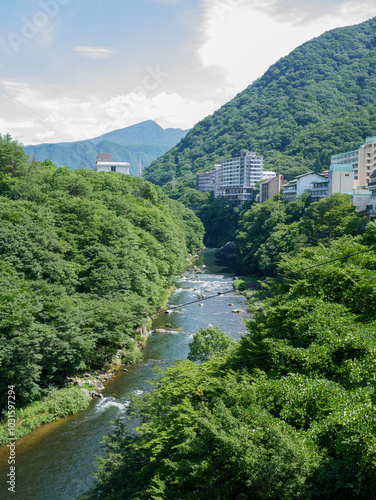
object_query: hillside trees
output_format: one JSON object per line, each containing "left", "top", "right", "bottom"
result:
{"left": 236, "top": 194, "right": 367, "bottom": 275}
{"left": 0, "top": 141, "right": 204, "bottom": 411}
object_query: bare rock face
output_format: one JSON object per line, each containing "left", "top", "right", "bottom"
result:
{"left": 220, "top": 241, "right": 237, "bottom": 259}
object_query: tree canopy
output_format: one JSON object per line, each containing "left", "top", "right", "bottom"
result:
{"left": 0, "top": 135, "right": 204, "bottom": 411}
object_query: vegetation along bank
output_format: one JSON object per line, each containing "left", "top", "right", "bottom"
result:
{"left": 83, "top": 192, "right": 376, "bottom": 499}
{"left": 0, "top": 134, "right": 204, "bottom": 443}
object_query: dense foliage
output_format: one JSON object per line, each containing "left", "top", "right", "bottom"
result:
{"left": 236, "top": 193, "right": 367, "bottom": 275}
{"left": 83, "top": 195, "right": 376, "bottom": 499}
{"left": 198, "top": 195, "right": 241, "bottom": 247}
{"left": 0, "top": 135, "right": 204, "bottom": 412}
{"left": 144, "top": 17, "right": 376, "bottom": 185}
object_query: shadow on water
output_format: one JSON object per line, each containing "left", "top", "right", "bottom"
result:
{"left": 0, "top": 248, "right": 249, "bottom": 500}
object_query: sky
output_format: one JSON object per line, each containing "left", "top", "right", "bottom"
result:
{"left": 0, "top": 0, "right": 376, "bottom": 145}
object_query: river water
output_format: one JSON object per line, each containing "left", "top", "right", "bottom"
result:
{"left": 0, "top": 249, "right": 249, "bottom": 500}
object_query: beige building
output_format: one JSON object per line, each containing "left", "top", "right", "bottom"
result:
{"left": 328, "top": 164, "right": 355, "bottom": 193}
{"left": 352, "top": 188, "right": 371, "bottom": 212}
{"left": 260, "top": 174, "right": 283, "bottom": 202}
{"left": 358, "top": 136, "right": 376, "bottom": 186}
{"left": 330, "top": 136, "right": 376, "bottom": 188}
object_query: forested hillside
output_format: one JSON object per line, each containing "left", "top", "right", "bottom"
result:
{"left": 83, "top": 194, "right": 376, "bottom": 499}
{"left": 0, "top": 134, "right": 204, "bottom": 425}
{"left": 144, "top": 16, "right": 376, "bottom": 186}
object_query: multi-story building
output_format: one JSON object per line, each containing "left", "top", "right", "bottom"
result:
{"left": 327, "top": 163, "right": 355, "bottom": 193}
{"left": 330, "top": 149, "right": 359, "bottom": 181}
{"left": 367, "top": 170, "right": 376, "bottom": 218}
{"left": 220, "top": 151, "right": 263, "bottom": 190}
{"left": 330, "top": 136, "right": 376, "bottom": 187}
{"left": 196, "top": 165, "right": 221, "bottom": 193}
{"left": 358, "top": 136, "right": 376, "bottom": 186}
{"left": 94, "top": 153, "right": 130, "bottom": 174}
{"left": 308, "top": 178, "right": 329, "bottom": 201}
{"left": 196, "top": 151, "right": 265, "bottom": 205}
{"left": 196, "top": 170, "right": 216, "bottom": 192}
{"left": 282, "top": 172, "right": 326, "bottom": 202}
{"left": 219, "top": 151, "right": 264, "bottom": 205}
{"left": 260, "top": 174, "right": 283, "bottom": 202}
{"left": 352, "top": 188, "right": 371, "bottom": 212}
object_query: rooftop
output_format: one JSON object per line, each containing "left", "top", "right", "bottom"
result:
{"left": 96, "top": 153, "right": 113, "bottom": 163}
{"left": 330, "top": 163, "right": 353, "bottom": 171}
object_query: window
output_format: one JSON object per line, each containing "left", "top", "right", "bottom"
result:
{"left": 111, "top": 165, "right": 116, "bottom": 172}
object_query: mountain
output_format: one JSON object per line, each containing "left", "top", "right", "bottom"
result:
{"left": 24, "top": 121, "right": 189, "bottom": 176}
{"left": 144, "top": 17, "right": 376, "bottom": 184}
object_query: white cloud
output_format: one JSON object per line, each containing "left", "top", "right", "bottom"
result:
{"left": 34, "top": 130, "right": 57, "bottom": 141}
{"left": 101, "top": 91, "right": 217, "bottom": 131}
{"left": 0, "top": 82, "right": 216, "bottom": 144}
{"left": 73, "top": 46, "right": 116, "bottom": 59}
{"left": 198, "top": 0, "right": 376, "bottom": 93}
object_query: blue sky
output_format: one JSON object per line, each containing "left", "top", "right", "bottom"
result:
{"left": 0, "top": 0, "right": 376, "bottom": 144}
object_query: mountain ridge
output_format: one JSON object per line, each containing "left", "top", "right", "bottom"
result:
{"left": 24, "top": 120, "right": 189, "bottom": 175}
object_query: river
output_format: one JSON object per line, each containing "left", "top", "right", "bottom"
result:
{"left": 0, "top": 249, "right": 249, "bottom": 500}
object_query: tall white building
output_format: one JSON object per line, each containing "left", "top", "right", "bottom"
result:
{"left": 196, "top": 151, "right": 267, "bottom": 205}
{"left": 218, "top": 151, "right": 265, "bottom": 205}
{"left": 220, "top": 151, "right": 263, "bottom": 188}
{"left": 94, "top": 153, "right": 130, "bottom": 174}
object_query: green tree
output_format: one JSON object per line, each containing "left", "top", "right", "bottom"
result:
{"left": 187, "top": 326, "right": 237, "bottom": 362}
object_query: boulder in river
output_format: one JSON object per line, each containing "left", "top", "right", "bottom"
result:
{"left": 219, "top": 241, "right": 237, "bottom": 259}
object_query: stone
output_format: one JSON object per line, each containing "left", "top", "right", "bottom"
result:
{"left": 219, "top": 241, "right": 237, "bottom": 259}
{"left": 91, "top": 379, "right": 105, "bottom": 391}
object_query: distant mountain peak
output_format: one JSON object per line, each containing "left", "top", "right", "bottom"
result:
{"left": 24, "top": 120, "right": 189, "bottom": 175}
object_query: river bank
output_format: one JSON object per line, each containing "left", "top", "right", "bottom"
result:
{"left": 0, "top": 249, "right": 249, "bottom": 499}
{"left": 0, "top": 278, "right": 181, "bottom": 446}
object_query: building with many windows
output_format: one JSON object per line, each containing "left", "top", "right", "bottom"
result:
{"left": 330, "top": 136, "right": 376, "bottom": 187}
{"left": 307, "top": 178, "right": 329, "bottom": 201}
{"left": 196, "top": 165, "right": 221, "bottom": 192}
{"left": 196, "top": 151, "right": 267, "bottom": 205}
{"left": 282, "top": 172, "right": 326, "bottom": 202}
{"left": 94, "top": 153, "right": 130, "bottom": 174}
{"left": 220, "top": 151, "right": 263, "bottom": 190}
{"left": 196, "top": 170, "right": 216, "bottom": 192}
{"left": 358, "top": 136, "right": 376, "bottom": 186}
